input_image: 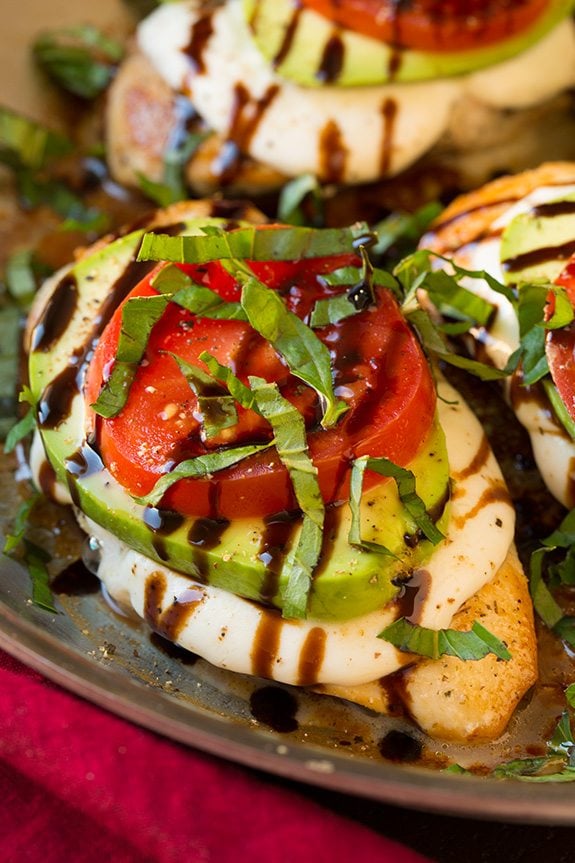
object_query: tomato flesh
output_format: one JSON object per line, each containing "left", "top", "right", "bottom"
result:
{"left": 85, "top": 251, "right": 436, "bottom": 519}
{"left": 546, "top": 256, "right": 575, "bottom": 421}
{"left": 300, "top": 0, "right": 549, "bottom": 52}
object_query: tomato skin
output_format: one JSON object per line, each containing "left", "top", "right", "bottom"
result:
{"left": 300, "top": 0, "right": 549, "bottom": 52}
{"left": 545, "top": 257, "right": 575, "bottom": 422}
{"left": 85, "top": 252, "right": 436, "bottom": 519}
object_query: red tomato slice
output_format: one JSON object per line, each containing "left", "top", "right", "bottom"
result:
{"left": 300, "top": 0, "right": 549, "bottom": 53}
{"left": 85, "top": 248, "right": 436, "bottom": 519}
{"left": 546, "top": 256, "right": 575, "bottom": 421}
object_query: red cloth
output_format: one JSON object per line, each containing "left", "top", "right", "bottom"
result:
{"left": 0, "top": 650, "right": 431, "bottom": 863}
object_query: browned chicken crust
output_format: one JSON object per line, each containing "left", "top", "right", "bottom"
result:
{"left": 421, "top": 161, "right": 575, "bottom": 255}
{"left": 321, "top": 544, "right": 536, "bottom": 742}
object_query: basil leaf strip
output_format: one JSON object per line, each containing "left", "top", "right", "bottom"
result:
{"left": 379, "top": 617, "right": 511, "bottom": 661}
{"left": 0, "top": 106, "right": 72, "bottom": 170}
{"left": 529, "top": 547, "right": 564, "bottom": 629}
{"left": 199, "top": 352, "right": 256, "bottom": 410}
{"left": 167, "top": 352, "right": 238, "bottom": 440}
{"left": 137, "top": 223, "right": 372, "bottom": 264}
{"left": 249, "top": 377, "right": 325, "bottom": 620}
{"left": 240, "top": 275, "right": 347, "bottom": 428}
{"left": 91, "top": 294, "right": 169, "bottom": 418}
{"left": 4, "top": 410, "right": 36, "bottom": 453}
{"left": 33, "top": 25, "right": 123, "bottom": 99}
{"left": 350, "top": 455, "right": 445, "bottom": 549}
{"left": 407, "top": 308, "right": 509, "bottom": 381}
{"left": 277, "top": 173, "right": 324, "bottom": 226}
{"left": 3, "top": 493, "right": 41, "bottom": 555}
{"left": 22, "top": 539, "right": 57, "bottom": 613}
{"left": 151, "top": 264, "right": 247, "bottom": 320}
{"left": 135, "top": 442, "right": 274, "bottom": 507}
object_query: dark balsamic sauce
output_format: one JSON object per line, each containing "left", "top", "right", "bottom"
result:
{"left": 150, "top": 632, "right": 199, "bottom": 666}
{"left": 251, "top": 609, "right": 283, "bottom": 679}
{"left": 51, "top": 559, "right": 101, "bottom": 596}
{"left": 143, "top": 507, "right": 185, "bottom": 561}
{"left": 503, "top": 238, "right": 575, "bottom": 275}
{"left": 37, "top": 362, "right": 82, "bottom": 430}
{"left": 144, "top": 571, "right": 205, "bottom": 644}
{"left": 378, "top": 729, "right": 422, "bottom": 763}
{"left": 272, "top": 4, "right": 303, "bottom": 69}
{"left": 393, "top": 568, "right": 431, "bottom": 625}
{"left": 297, "top": 627, "right": 327, "bottom": 686}
{"left": 318, "top": 119, "right": 347, "bottom": 185}
{"left": 249, "top": 685, "right": 299, "bottom": 733}
{"left": 258, "top": 510, "right": 300, "bottom": 603}
{"left": 213, "top": 83, "right": 280, "bottom": 186}
{"left": 316, "top": 34, "right": 344, "bottom": 84}
{"left": 187, "top": 517, "right": 230, "bottom": 550}
{"left": 65, "top": 442, "right": 104, "bottom": 478}
{"left": 183, "top": 9, "right": 214, "bottom": 74}
{"left": 31, "top": 273, "right": 78, "bottom": 352}
{"left": 380, "top": 98, "right": 398, "bottom": 177}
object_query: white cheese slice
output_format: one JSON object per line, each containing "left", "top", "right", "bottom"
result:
{"left": 137, "top": 0, "right": 575, "bottom": 183}
{"left": 67, "top": 376, "right": 514, "bottom": 688}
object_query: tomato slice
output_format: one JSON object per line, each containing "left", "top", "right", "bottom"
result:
{"left": 300, "top": 0, "right": 549, "bottom": 52}
{"left": 85, "top": 247, "right": 436, "bottom": 519}
{"left": 546, "top": 256, "right": 575, "bottom": 421}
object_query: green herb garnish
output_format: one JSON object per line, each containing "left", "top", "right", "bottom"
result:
{"left": 91, "top": 294, "right": 169, "bottom": 418}
{"left": 33, "top": 25, "right": 123, "bottom": 99}
{"left": 379, "top": 617, "right": 511, "bottom": 661}
{"left": 134, "top": 442, "right": 274, "bottom": 507}
{"left": 250, "top": 377, "right": 324, "bottom": 619}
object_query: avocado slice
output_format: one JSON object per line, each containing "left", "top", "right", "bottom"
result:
{"left": 243, "top": 0, "right": 573, "bottom": 87}
{"left": 29, "top": 219, "right": 450, "bottom": 621}
{"left": 500, "top": 191, "right": 575, "bottom": 285}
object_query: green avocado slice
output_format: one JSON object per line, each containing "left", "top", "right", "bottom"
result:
{"left": 500, "top": 191, "right": 575, "bottom": 286}
{"left": 243, "top": 0, "right": 574, "bottom": 87}
{"left": 28, "top": 218, "right": 450, "bottom": 621}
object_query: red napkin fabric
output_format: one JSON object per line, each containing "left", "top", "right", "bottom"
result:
{"left": 0, "top": 650, "right": 431, "bottom": 863}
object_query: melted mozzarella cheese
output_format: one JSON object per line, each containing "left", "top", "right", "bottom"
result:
{"left": 69, "top": 376, "right": 514, "bottom": 688}
{"left": 435, "top": 182, "right": 575, "bottom": 507}
{"left": 137, "top": 0, "right": 575, "bottom": 184}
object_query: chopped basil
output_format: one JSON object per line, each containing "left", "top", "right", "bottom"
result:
{"left": 0, "top": 106, "right": 71, "bottom": 170}
{"left": 492, "top": 756, "right": 574, "bottom": 780}
{"left": 379, "top": 617, "right": 511, "bottom": 661}
{"left": 0, "top": 306, "right": 23, "bottom": 441}
{"left": 528, "top": 508, "right": 575, "bottom": 640}
{"left": 529, "top": 547, "right": 564, "bottom": 629}
{"left": 349, "top": 455, "right": 445, "bottom": 553}
{"left": 240, "top": 275, "right": 347, "bottom": 428}
{"left": 309, "top": 245, "right": 380, "bottom": 326}
{"left": 406, "top": 308, "right": 509, "bottom": 381}
{"left": 3, "top": 497, "right": 57, "bottom": 613}
{"left": 396, "top": 249, "right": 517, "bottom": 309}
{"left": 33, "top": 25, "right": 123, "bottom": 99}
{"left": 91, "top": 294, "right": 169, "bottom": 418}
{"left": 277, "top": 173, "right": 324, "bottom": 226}
{"left": 22, "top": 539, "right": 57, "bottom": 613}
{"left": 250, "top": 377, "right": 324, "bottom": 619}
{"left": 4, "top": 410, "right": 36, "bottom": 453}
{"left": 174, "top": 285, "right": 246, "bottom": 320}
{"left": 137, "top": 223, "right": 372, "bottom": 265}
{"left": 371, "top": 202, "right": 443, "bottom": 259}
{"left": 167, "top": 352, "right": 238, "bottom": 440}
{"left": 139, "top": 127, "right": 208, "bottom": 207}
{"left": 2, "top": 492, "right": 41, "bottom": 554}
{"left": 309, "top": 292, "right": 359, "bottom": 328}
{"left": 151, "top": 263, "right": 247, "bottom": 320}
{"left": 199, "top": 351, "right": 256, "bottom": 411}
{"left": 542, "top": 378, "right": 575, "bottom": 440}
{"left": 134, "top": 442, "right": 273, "bottom": 507}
